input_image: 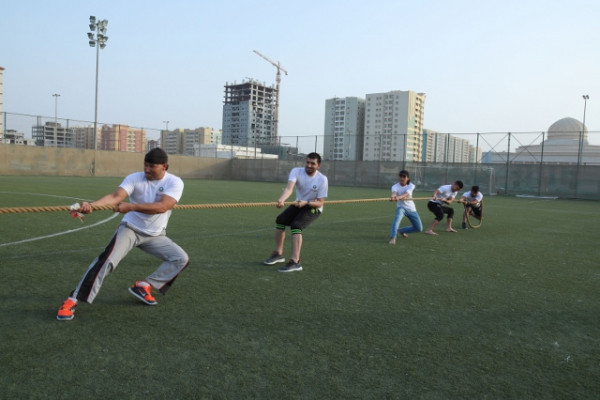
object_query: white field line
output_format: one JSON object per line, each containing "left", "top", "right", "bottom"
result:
{"left": 0, "top": 212, "right": 120, "bottom": 248}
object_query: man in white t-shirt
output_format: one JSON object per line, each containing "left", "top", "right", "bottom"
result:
{"left": 57, "top": 148, "right": 189, "bottom": 321}
{"left": 424, "top": 180, "right": 463, "bottom": 235}
{"left": 458, "top": 185, "right": 483, "bottom": 229}
{"left": 263, "top": 152, "right": 328, "bottom": 272}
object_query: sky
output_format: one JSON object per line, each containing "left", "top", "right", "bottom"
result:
{"left": 1, "top": 0, "right": 599, "bottom": 145}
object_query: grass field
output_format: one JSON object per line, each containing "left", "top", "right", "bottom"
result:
{"left": 0, "top": 175, "right": 598, "bottom": 399}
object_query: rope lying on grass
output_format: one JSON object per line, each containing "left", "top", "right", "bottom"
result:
{"left": 0, "top": 197, "right": 433, "bottom": 214}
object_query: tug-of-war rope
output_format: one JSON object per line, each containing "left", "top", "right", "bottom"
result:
{"left": 0, "top": 197, "right": 433, "bottom": 215}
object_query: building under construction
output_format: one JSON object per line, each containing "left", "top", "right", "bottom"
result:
{"left": 222, "top": 79, "right": 278, "bottom": 147}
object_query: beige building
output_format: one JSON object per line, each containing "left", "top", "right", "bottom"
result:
{"left": 161, "top": 127, "right": 222, "bottom": 155}
{"left": 72, "top": 126, "right": 100, "bottom": 150}
{"left": 363, "top": 90, "right": 426, "bottom": 162}
{"left": 100, "top": 124, "right": 146, "bottom": 153}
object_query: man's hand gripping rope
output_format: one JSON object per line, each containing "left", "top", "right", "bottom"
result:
{"left": 69, "top": 203, "right": 85, "bottom": 223}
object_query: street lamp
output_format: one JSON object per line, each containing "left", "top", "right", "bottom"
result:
{"left": 578, "top": 95, "right": 589, "bottom": 166}
{"left": 88, "top": 15, "right": 108, "bottom": 163}
{"left": 52, "top": 93, "right": 60, "bottom": 146}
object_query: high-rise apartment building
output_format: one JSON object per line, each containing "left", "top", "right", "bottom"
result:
{"left": 323, "top": 97, "right": 365, "bottom": 161}
{"left": 100, "top": 124, "right": 146, "bottom": 153}
{"left": 423, "top": 129, "right": 473, "bottom": 163}
{"left": 363, "top": 90, "right": 426, "bottom": 162}
{"left": 222, "top": 79, "right": 277, "bottom": 147}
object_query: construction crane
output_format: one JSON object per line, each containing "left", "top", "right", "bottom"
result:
{"left": 253, "top": 50, "right": 288, "bottom": 141}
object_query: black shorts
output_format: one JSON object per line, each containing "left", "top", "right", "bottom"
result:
{"left": 276, "top": 205, "right": 321, "bottom": 231}
{"left": 427, "top": 201, "right": 454, "bottom": 221}
{"left": 466, "top": 204, "right": 482, "bottom": 217}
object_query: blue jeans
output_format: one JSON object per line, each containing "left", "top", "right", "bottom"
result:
{"left": 390, "top": 207, "right": 423, "bottom": 238}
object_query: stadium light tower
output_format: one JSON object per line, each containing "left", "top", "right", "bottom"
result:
{"left": 578, "top": 95, "right": 589, "bottom": 165}
{"left": 87, "top": 16, "right": 108, "bottom": 158}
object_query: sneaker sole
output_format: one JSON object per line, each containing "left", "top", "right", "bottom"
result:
{"left": 264, "top": 258, "right": 285, "bottom": 265}
{"left": 128, "top": 287, "right": 157, "bottom": 305}
{"left": 278, "top": 266, "right": 303, "bottom": 272}
{"left": 56, "top": 315, "right": 74, "bottom": 321}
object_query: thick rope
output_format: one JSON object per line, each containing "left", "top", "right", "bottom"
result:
{"left": 0, "top": 197, "right": 433, "bottom": 214}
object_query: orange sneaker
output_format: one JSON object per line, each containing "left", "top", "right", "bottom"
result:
{"left": 57, "top": 298, "right": 77, "bottom": 321}
{"left": 128, "top": 281, "right": 157, "bottom": 305}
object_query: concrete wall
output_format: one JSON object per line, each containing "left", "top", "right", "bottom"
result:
{"left": 0, "top": 144, "right": 232, "bottom": 179}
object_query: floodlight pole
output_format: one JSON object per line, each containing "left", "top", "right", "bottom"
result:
{"left": 52, "top": 93, "right": 60, "bottom": 146}
{"left": 88, "top": 16, "right": 108, "bottom": 175}
{"left": 579, "top": 95, "right": 589, "bottom": 166}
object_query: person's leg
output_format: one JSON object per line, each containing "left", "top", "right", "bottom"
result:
{"left": 389, "top": 207, "right": 404, "bottom": 243}
{"left": 399, "top": 210, "right": 423, "bottom": 235}
{"left": 274, "top": 227, "right": 285, "bottom": 255}
{"left": 444, "top": 206, "right": 457, "bottom": 232}
{"left": 73, "top": 224, "right": 137, "bottom": 304}
{"left": 139, "top": 235, "right": 189, "bottom": 294}
{"left": 290, "top": 231, "right": 302, "bottom": 262}
{"left": 271, "top": 206, "right": 299, "bottom": 256}
{"left": 425, "top": 202, "right": 442, "bottom": 235}
{"left": 288, "top": 208, "right": 320, "bottom": 263}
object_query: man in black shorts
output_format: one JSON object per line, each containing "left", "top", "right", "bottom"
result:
{"left": 263, "top": 153, "right": 329, "bottom": 272}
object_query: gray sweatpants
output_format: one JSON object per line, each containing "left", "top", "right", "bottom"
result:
{"left": 73, "top": 223, "right": 189, "bottom": 304}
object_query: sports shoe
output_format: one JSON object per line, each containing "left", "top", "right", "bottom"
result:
{"left": 264, "top": 251, "right": 285, "bottom": 265}
{"left": 461, "top": 222, "right": 467, "bottom": 229}
{"left": 278, "top": 260, "right": 303, "bottom": 273}
{"left": 128, "top": 281, "right": 157, "bottom": 305}
{"left": 57, "top": 298, "right": 77, "bottom": 321}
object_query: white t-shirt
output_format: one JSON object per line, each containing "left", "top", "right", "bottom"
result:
{"left": 391, "top": 182, "right": 417, "bottom": 212}
{"left": 288, "top": 167, "right": 328, "bottom": 211}
{"left": 119, "top": 171, "right": 184, "bottom": 236}
{"left": 461, "top": 190, "right": 483, "bottom": 204}
{"left": 430, "top": 184, "right": 458, "bottom": 205}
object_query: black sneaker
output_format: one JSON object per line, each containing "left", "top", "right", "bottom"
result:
{"left": 461, "top": 222, "right": 467, "bottom": 229}
{"left": 278, "top": 260, "right": 302, "bottom": 273}
{"left": 264, "top": 252, "right": 285, "bottom": 265}
{"left": 128, "top": 281, "right": 157, "bottom": 305}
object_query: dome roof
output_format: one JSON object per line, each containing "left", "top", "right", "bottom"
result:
{"left": 546, "top": 117, "right": 588, "bottom": 145}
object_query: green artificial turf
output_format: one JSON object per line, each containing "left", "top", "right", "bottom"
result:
{"left": 0, "top": 176, "right": 598, "bottom": 399}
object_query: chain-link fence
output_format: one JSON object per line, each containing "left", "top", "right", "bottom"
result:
{"left": 2, "top": 111, "right": 599, "bottom": 199}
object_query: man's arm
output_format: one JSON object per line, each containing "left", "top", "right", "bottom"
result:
{"left": 114, "top": 194, "right": 177, "bottom": 215}
{"left": 79, "top": 188, "right": 129, "bottom": 214}
{"left": 297, "top": 197, "right": 326, "bottom": 209}
{"left": 277, "top": 181, "right": 295, "bottom": 208}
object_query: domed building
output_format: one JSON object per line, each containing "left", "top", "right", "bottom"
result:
{"left": 486, "top": 117, "right": 600, "bottom": 165}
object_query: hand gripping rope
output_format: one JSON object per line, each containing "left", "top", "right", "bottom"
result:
{"left": 0, "top": 197, "right": 433, "bottom": 216}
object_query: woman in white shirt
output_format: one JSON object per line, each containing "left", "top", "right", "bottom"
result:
{"left": 389, "top": 170, "right": 423, "bottom": 245}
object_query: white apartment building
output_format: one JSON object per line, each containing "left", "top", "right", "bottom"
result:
{"left": 363, "top": 90, "right": 426, "bottom": 162}
{"left": 423, "top": 129, "right": 474, "bottom": 163}
{"left": 323, "top": 97, "right": 365, "bottom": 161}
